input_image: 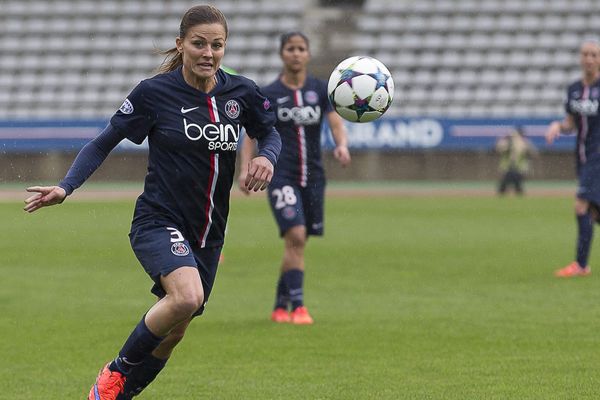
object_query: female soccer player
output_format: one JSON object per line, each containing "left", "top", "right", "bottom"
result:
{"left": 545, "top": 38, "right": 600, "bottom": 277}
{"left": 23, "top": 5, "right": 281, "bottom": 400}
{"left": 239, "top": 32, "right": 351, "bottom": 324}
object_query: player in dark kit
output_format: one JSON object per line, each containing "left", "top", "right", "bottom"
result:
{"left": 546, "top": 39, "right": 600, "bottom": 277}
{"left": 239, "top": 32, "right": 351, "bottom": 324}
{"left": 23, "top": 5, "right": 281, "bottom": 400}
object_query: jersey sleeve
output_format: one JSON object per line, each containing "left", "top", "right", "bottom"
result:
{"left": 242, "top": 83, "right": 276, "bottom": 140}
{"left": 109, "top": 80, "right": 157, "bottom": 144}
{"left": 320, "top": 79, "right": 334, "bottom": 114}
{"left": 564, "top": 85, "right": 574, "bottom": 116}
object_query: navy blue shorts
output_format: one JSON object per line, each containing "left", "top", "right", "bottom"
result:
{"left": 577, "top": 153, "right": 600, "bottom": 207}
{"left": 129, "top": 221, "right": 222, "bottom": 316}
{"left": 268, "top": 178, "right": 325, "bottom": 237}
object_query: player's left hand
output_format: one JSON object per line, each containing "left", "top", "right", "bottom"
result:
{"left": 245, "top": 156, "right": 273, "bottom": 192}
{"left": 334, "top": 145, "right": 351, "bottom": 167}
{"left": 23, "top": 186, "right": 67, "bottom": 213}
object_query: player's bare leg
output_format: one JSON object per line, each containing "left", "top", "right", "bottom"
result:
{"left": 145, "top": 267, "right": 204, "bottom": 336}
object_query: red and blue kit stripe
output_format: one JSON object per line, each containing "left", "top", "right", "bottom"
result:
{"left": 199, "top": 96, "right": 220, "bottom": 248}
{"left": 293, "top": 89, "right": 308, "bottom": 187}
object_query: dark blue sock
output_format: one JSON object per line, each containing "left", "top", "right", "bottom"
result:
{"left": 282, "top": 269, "right": 304, "bottom": 310}
{"left": 576, "top": 213, "right": 594, "bottom": 267}
{"left": 121, "top": 354, "right": 168, "bottom": 398}
{"left": 109, "top": 317, "right": 164, "bottom": 376}
{"left": 274, "top": 275, "right": 289, "bottom": 310}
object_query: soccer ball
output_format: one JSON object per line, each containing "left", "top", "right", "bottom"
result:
{"left": 327, "top": 56, "right": 394, "bottom": 123}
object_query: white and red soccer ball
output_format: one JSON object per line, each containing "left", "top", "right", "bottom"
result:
{"left": 327, "top": 56, "right": 394, "bottom": 123}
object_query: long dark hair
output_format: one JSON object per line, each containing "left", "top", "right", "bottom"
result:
{"left": 158, "top": 5, "right": 228, "bottom": 73}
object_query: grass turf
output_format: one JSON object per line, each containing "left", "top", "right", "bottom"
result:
{"left": 2, "top": 194, "right": 600, "bottom": 399}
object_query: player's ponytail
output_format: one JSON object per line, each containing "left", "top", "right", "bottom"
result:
{"left": 157, "top": 48, "right": 183, "bottom": 73}
{"left": 157, "top": 5, "right": 228, "bottom": 73}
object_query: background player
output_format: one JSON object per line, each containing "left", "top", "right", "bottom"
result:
{"left": 545, "top": 38, "right": 600, "bottom": 277}
{"left": 495, "top": 126, "right": 537, "bottom": 196}
{"left": 24, "top": 5, "right": 281, "bottom": 400}
{"left": 238, "top": 31, "right": 350, "bottom": 324}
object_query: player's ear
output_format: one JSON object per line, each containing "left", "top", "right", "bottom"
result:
{"left": 175, "top": 37, "right": 184, "bottom": 53}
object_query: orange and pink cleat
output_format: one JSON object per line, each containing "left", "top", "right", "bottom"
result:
{"left": 290, "top": 306, "right": 314, "bottom": 325}
{"left": 88, "top": 363, "right": 126, "bottom": 400}
{"left": 271, "top": 307, "right": 291, "bottom": 323}
{"left": 554, "top": 261, "right": 591, "bottom": 277}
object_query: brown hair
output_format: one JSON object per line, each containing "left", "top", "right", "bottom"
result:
{"left": 158, "top": 5, "right": 228, "bottom": 73}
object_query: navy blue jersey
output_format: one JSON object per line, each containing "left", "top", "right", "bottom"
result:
{"left": 110, "top": 67, "right": 275, "bottom": 247}
{"left": 565, "top": 79, "right": 600, "bottom": 166}
{"left": 261, "top": 75, "right": 333, "bottom": 186}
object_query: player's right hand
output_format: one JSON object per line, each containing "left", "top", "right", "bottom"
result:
{"left": 23, "top": 186, "right": 67, "bottom": 213}
{"left": 244, "top": 156, "right": 273, "bottom": 193}
{"left": 545, "top": 121, "right": 561, "bottom": 145}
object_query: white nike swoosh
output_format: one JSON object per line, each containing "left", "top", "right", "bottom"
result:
{"left": 181, "top": 106, "right": 200, "bottom": 114}
{"left": 276, "top": 96, "right": 290, "bottom": 104}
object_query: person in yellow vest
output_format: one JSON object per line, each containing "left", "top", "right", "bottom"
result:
{"left": 495, "top": 126, "right": 537, "bottom": 196}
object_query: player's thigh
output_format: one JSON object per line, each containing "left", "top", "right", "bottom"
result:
{"left": 268, "top": 181, "right": 305, "bottom": 237}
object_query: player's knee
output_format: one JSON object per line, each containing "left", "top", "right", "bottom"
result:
{"left": 285, "top": 228, "right": 306, "bottom": 250}
{"left": 574, "top": 200, "right": 589, "bottom": 215}
{"left": 172, "top": 291, "right": 204, "bottom": 317}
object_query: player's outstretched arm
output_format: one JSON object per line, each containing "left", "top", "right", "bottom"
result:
{"left": 23, "top": 125, "right": 124, "bottom": 213}
{"left": 24, "top": 186, "right": 67, "bottom": 213}
{"left": 327, "top": 111, "right": 351, "bottom": 167}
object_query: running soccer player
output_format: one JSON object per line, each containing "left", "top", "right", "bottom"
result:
{"left": 23, "top": 5, "right": 281, "bottom": 400}
{"left": 546, "top": 38, "right": 600, "bottom": 277}
{"left": 238, "top": 31, "right": 351, "bottom": 324}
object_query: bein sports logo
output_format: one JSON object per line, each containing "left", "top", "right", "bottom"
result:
{"left": 183, "top": 119, "right": 241, "bottom": 151}
{"left": 278, "top": 105, "right": 321, "bottom": 125}
{"left": 570, "top": 99, "right": 599, "bottom": 116}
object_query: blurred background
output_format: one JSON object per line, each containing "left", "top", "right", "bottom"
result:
{"left": 1, "top": 0, "right": 595, "bottom": 184}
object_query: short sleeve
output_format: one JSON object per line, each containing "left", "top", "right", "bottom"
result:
{"left": 320, "top": 79, "right": 334, "bottom": 114}
{"left": 564, "top": 86, "right": 574, "bottom": 116}
{"left": 564, "top": 97, "right": 572, "bottom": 115}
{"left": 110, "top": 80, "right": 157, "bottom": 144}
{"left": 242, "top": 84, "right": 276, "bottom": 140}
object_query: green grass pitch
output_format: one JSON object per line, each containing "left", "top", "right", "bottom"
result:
{"left": 2, "top": 193, "right": 600, "bottom": 399}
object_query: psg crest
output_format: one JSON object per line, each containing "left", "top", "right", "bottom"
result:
{"left": 171, "top": 242, "right": 190, "bottom": 256}
{"left": 225, "top": 100, "right": 240, "bottom": 119}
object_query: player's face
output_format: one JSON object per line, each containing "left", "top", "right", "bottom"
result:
{"left": 579, "top": 42, "right": 600, "bottom": 76}
{"left": 280, "top": 36, "right": 310, "bottom": 73}
{"left": 176, "top": 23, "right": 226, "bottom": 86}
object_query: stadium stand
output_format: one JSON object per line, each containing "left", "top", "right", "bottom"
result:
{"left": 0, "top": 0, "right": 305, "bottom": 119}
{"left": 1, "top": 0, "right": 600, "bottom": 118}
{"left": 358, "top": 0, "right": 600, "bottom": 117}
